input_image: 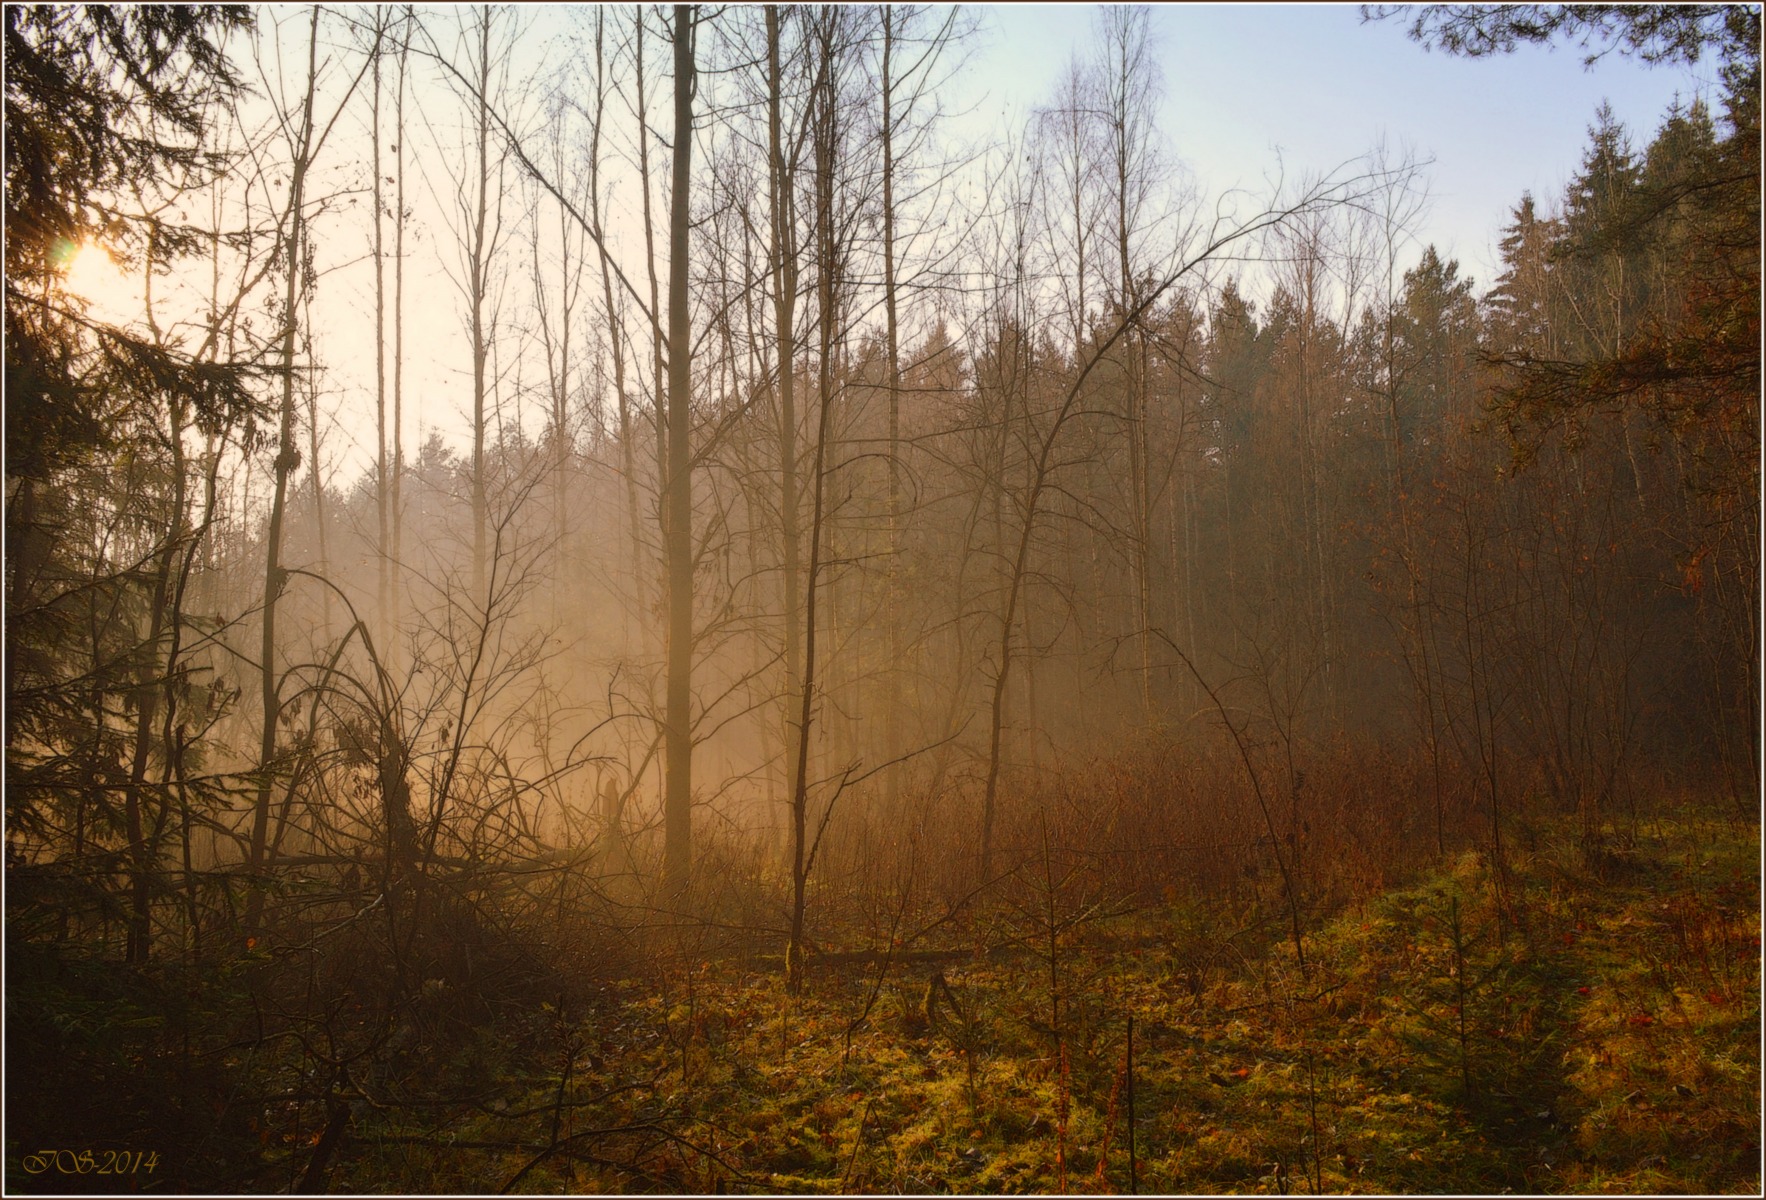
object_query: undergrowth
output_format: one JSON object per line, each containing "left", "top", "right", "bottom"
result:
{"left": 7, "top": 800, "right": 1757, "bottom": 1194}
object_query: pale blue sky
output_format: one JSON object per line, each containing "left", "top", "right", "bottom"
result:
{"left": 83, "top": 5, "right": 1720, "bottom": 484}
{"left": 963, "top": 4, "right": 1718, "bottom": 285}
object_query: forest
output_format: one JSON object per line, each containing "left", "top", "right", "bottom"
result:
{"left": 4, "top": 3, "right": 1759, "bottom": 1194}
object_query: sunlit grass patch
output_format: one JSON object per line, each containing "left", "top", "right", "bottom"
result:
{"left": 224, "top": 805, "right": 1757, "bottom": 1195}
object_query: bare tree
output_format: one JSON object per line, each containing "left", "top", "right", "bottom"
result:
{"left": 1096, "top": 5, "right": 1167, "bottom": 723}
{"left": 247, "top": 8, "right": 371, "bottom": 927}
{"left": 526, "top": 84, "right": 592, "bottom": 619}
{"left": 583, "top": 8, "right": 645, "bottom": 655}
{"left": 975, "top": 160, "right": 1393, "bottom": 880}
{"left": 450, "top": 7, "right": 516, "bottom": 600}
{"left": 369, "top": 9, "right": 395, "bottom": 642}
{"left": 661, "top": 2, "right": 698, "bottom": 900}
{"left": 391, "top": 5, "right": 411, "bottom": 667}
{"left": 784, "top": 4, "right": 856, "bottom": 991}
{"left": 872, "top": 3, "right": 966, "bottom": 799}
{"left": 766, "top": 5, "right": 808, "bottom": 836}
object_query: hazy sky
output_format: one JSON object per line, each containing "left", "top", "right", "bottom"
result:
{"left": 368, "top": 3, "right": 1719, "bottom": 481}
{"left": 70, "top": 5, "right": 1721, "bottom": 486}
{"left": 964, "top": 5, "right": 1715, "bottom": 284}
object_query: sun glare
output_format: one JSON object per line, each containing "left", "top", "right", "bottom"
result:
{"left": 62, "top": 240, "right": 138, "bottom": 319}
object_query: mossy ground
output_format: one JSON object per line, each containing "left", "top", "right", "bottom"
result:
{"left": 315, "top": 804, "right": 1760, "bottom": 1195}
{"left": 17, "top": 805, "right": 1752, "bottom": 1194}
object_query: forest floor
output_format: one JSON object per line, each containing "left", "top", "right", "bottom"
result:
{"left": 8, "top": 802, "right": 1758, "bottom": 1195}
{"left": 320, "top": 802, "right": 1759, "bottom": 1196}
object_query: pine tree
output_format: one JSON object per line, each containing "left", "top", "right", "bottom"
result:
{"left": 5, "top": 6, "right": 257, "bottom": 907}
{"left": 4, "top": 5, "right": 255, "bottom": 480}
{"left": 1393, "top": 246, "right": 1478, "bottom": 440}
{"left": 1485, "top": 194, "right": 1562, "bottom": 354}
{"left": 6, "top": 6, "right": 283, "bottom": 998}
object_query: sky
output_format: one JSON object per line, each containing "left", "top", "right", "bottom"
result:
{"left": 64, "top": 5, "right": 1722, "bottom": 488}
{"left": 961, "top": 5, "right": 1717, "bottom": 285}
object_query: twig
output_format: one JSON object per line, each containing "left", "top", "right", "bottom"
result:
{"left": 1127, "top": 1014, "right": 1138, "bottom": 1194}
{"left": 1151, "top": 628, "right": 1310, "bottom": 980}
{"left": 396, "top": 1119, "right": 756, "bottom": 1194}
{"left": 839, "top": 1096, "right": 873, "bottom": 1193}
{"left": 844, "top": 866, "right": 915, "bottom": 1066}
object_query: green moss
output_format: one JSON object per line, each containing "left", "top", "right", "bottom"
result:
{"left": 120, "top": 808, "right": 1752, "bottom": 1195}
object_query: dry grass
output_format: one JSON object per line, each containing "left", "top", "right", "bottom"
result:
{"left": 7, "top": 747, "right": 1756, "bottom": 1195}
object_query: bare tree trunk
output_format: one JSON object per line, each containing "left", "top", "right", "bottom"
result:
{"left": 115, "top": 228, "right": 185, "bottom": 964}
{"left": 249, "top": 9, "right": 322, "bottom": 930}
{"left": 373, "top": 18, "right": 390, "bottom": 641}
{"left": 787, "top": 9, "right": 842, "bottom": 992}
{"left": 122, "top": 402, "right": 186, "bottom": 964}
{"left": 530, "top": 92, "right": 587, "bottom": 632}
{"left": 468, "top": 10, "right": 494, "bottom": 600}
{"left": 661, "top": 2, "right": 697, "bottom": 901}
{"left": 584, "top": 11, "right": 641, "bottom": 654}
{"left": 767, "top": 6, "right": 805, "bottom": 824}
{"left": 636, "top": 10, "right": 671, "bottom": 573}
{"left": 1101, "top": 6, "right": 1158, "bottom": 724}
{"left": 1058, "top": 63, "right": 1091, "bottom": 365}
{"left": 879, "top": 3, "right": 903, "bottom": 804}
{"left": 168, "top": 425, "right": 226, "bottom": 962}
{"left": 244, "top": 8, "right": 375, "bottom": 929}
{"left": 302, "top": 283, "right": 331, "bottom": 639}
{"left": 1120, "top": 221, "right": 1153, "bottom": 724}
{"left": 391, "top": 8, "right": 408, "bottom": 669}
